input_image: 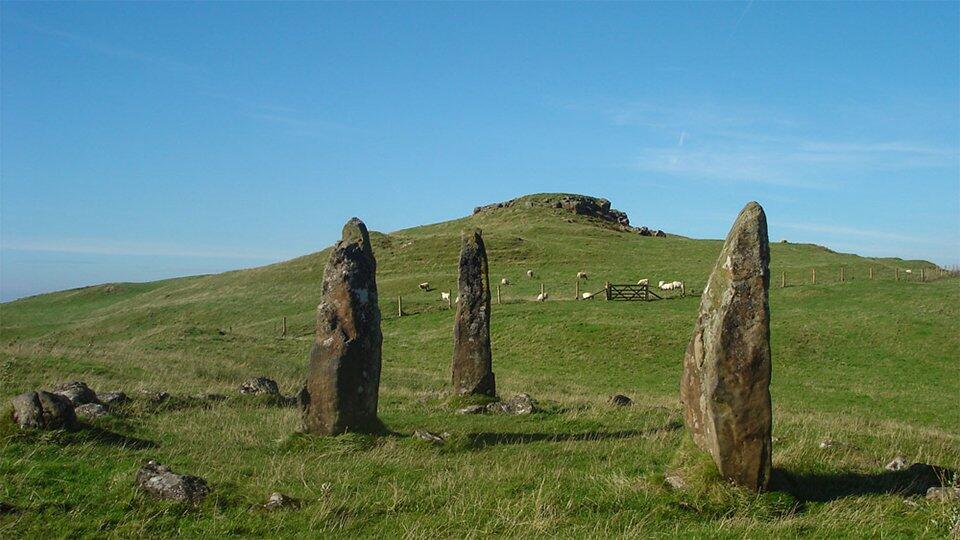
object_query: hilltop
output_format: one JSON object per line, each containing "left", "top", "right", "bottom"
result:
{"left": 1, "top": 194, "right": 957, "bottom": 537}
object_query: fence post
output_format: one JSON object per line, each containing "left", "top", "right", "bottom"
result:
{"left": 575, "top": 280, "right": 580, "bottom": 300}
{"left": 447, "top": 292, "right": 452, "bottom": 310}
{"left": 812, "top": 268, "right": 816, "bottom": 285}
{"left": 780, "top": 270, "right": 785, "bottom": 288}
{"left": 869, "top": 267, "right": 874, "bottom": 280}
{"left": 896, "top": 268, "right": 899, "bottom": 281}
{"left": 497, "top": 284, "right": 501, "bottom": 305}
{"left": 840, "top": 266, "right": 845, "bottom": 283}
{"left": 920, "top": 268, "right": 925, "bottom": 282}
{"left": 540, "top": 283, "right": 545, "bottom": 296}
{"left": 398, "top": 295, "right": 403, "bottom": 317}
{"left": 281, "top": 316, "right": 287, "bottom": 337}
{"left": 604, "top": 281, "right": 610, "bottom": 301}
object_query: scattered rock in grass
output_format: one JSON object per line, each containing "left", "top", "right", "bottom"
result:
{"left": 414, "top": 429, "right": 449, "bottom": 445}
{"left": 665, "top": 474, "right": 686, "bottom": 490}
{"left": 137, "top": 390, "right": 170, "bottom": 403}
{"left": 10, "top": 391, "right": 78, "bottom": 430}
{"left": 886, "top": 456, "right": 908, "bottom": 471}
{"left": 53, "top": 381, "right": 99, "bottom": 406}
{"left": 456, "top": 404, "right": 487, "bottom": 415}
{"left": 263, "top": 492, "right": 300, "bottom": 510}
{"left": 926, "top": 486, "right": 960, "bottom": 502}
{"left": 135, "top": 460, "right": 210, "bottom": 503}
{"left": 99, "top": 391, "right": 129, "bottom": 406}
{"left": 818, "top": 439, "right": 841, "bottom": 449}
{"left": 239, "top": 377, "right": 280, "bottom": 396}
{"left": 75, "top": 403, "right": 109, "bottom": 420}
{"left": 609, "top": 394, "right": 632, "bottom": 407}
{"left": 488, "top": 393, "right": 536, "bottom": 415}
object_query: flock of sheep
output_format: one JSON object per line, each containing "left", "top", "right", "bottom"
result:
{"left": 419, "top": 271, "right": 685, "bottom": 304}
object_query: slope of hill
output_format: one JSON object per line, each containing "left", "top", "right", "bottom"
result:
{"left": 1, "top": 194, "right": 958, "bottom": 537}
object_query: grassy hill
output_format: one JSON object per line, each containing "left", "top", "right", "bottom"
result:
{"left": 2, "top": 194, "right": 958, "bottom": 537}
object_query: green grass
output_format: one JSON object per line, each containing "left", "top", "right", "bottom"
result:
{"left": 1, "top": 198, "right": 958, "bottom": 537}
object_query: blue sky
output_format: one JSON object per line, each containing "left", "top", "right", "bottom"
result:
{"left": 2, "top": 2, "right": 958, "bottom": 301}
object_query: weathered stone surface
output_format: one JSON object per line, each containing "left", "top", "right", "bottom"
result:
{"left": 263, "top": 492, "right": 300, "bottom": 510}
{"left": 609, "top": 394, "right": 633, "bottom": 407}
{"left": 53, "top": 381, "right": 99, "bottom": 406}
{"left": 886, "top": 456, "right": 908, "bottom": 471}
{"left": 10, "top": 391, "right": 78, "bottom": 430}
{"left": 135, "top": 461, "right": 209, "bottom": 503}
{"left": 99, "top": 391, "right": 129, "bottom": 406}
{"left": 302, "top": 218, "right": 383, "bottom": 435}
{"left": 452, "top": 229, "right": 495, "bottom": 396}
{"left": 456, "top": 404, "right": 487, "bottom": 415}
{"left": 926, "top": 486, "right": 960, "bottom": 501}
{"left": 138, "top": 390, "right": 170, "bottom": 403}
{"left": 75, "top": 403, "right": 109, "bottom": 420}
{"left": 239, "top": 377, "right": 280, "bottom": 396}
{"left": 680, "top": 201, "right": 772, "bottom": 491}
{"left": 488, "top": 393, "right": 536, "bottom": 415}
{"left": 413, "top": 429, "right": 449, "bottom": 445}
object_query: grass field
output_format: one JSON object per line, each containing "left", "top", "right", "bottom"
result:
{"left": 2, "top": 195, "right": 958, "bottom": 537}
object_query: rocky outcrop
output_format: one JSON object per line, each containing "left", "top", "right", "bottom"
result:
{"left": 135, "top": 461, "right": 210, "bottom": 503}
{"left": 680, "top": 201, "right": 772, "bottom": 491}
{"left": 10, "top": 391, "right": 78, "bottom": 430}
{"left": 471, "top": 194, "right": 666, "bottom": 236}
{"left": 239, "top": 377, "right": 280, "bottom": 396}
{"left": 302, "top": 218, "right": 383, "bottom": 435}
{"left": 451, "top": 229, "right": 495, "bottom": 396}
{"left": 53, "top": 381, "right": 99, "bottom": 406}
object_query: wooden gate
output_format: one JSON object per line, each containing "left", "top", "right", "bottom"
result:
{"left": 604, "top": 283, "right": 662, "bottom": 301}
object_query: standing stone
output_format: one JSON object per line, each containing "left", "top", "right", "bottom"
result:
{"left": 301, "top": 218, "right": 383, "bottom": 435}
{"left": 452, "top": 229, "right": 495, "bottom": 396}
{"left": 680, "top": 201, "right": 772, "bottom": 491}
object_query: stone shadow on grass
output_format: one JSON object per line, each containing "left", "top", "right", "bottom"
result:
{"left": 466, "top": 422, "right": 682, "bottom": 450}
{"left": 771, "top": 463, "right": 954, "bottom": 503}
{"left": 77, "top": 423, "right": 159, "bottom": 449}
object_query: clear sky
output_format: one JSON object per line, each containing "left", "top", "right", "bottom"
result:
{"left": 2, "top": 2, "right": 958, "bottom": 301}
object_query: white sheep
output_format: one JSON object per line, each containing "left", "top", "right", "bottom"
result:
{"left": 577, "top": 271, "right": 588, "bottom": 280}
{"left": 526, "top": 270, "right": 534, "bottom": 278}
{"left": 659, "top": 280, "right": 683, "bottom": 291}
{"left": 905, "top": 269, "right": 913, "bottom": 274}
{"left": 536, "top": 292, "right": 548, "bottom": 302}
{"left": 418, "top": 282, "right": 430, "bottom": 291}
{"left": 440, "top": 292, "right": 451, "bottom": 301}
{"left": 581, "top": 292, "right": 594, "bottom": 300}
{"left": 637, "top": 278, "right": 649, "bottom": 285}
{"left": 501, "top": 277, "right": 510, "bottom": 285}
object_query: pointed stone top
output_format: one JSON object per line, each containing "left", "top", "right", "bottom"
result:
{"left": 341, "top": 217, "right": 371, "bottom": 248}
{"left": 718, "top": 202, "right": 769, "bottom": 282}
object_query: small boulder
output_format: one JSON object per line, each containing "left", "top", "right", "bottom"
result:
{"left": 885, "top": 456, "right": 908, "bottom": 471}
{"left": 926, "top": 486, "right": 960, "bottom": 502}
{"left": 665, "top": 474, "right": 686, "bottom": 490}
{"left": 239, "top": 377, "right": 280, "bottom": 396}
{"left": 53, "top": 381, "right": 99, "bottom": 406}
{"left": 99, "top": 391, "right": 129, "bottom": 406}
{"left": 413, "top": 429, "right": 449, "bottom": 445}
{"left": 263, "top": 492, "right": 300, "bottom": 510}
{"left": 609, "top": 394, "right": 632, "bottom": 407}
{"left": 75, "top": 403, "right": 109, "bottom": 420}
{"left": 135, "top": 461, "right": 210, "bottom": 503}
{"left": 653, "top": 230, "right": 667, "bottom": 237}
{"left": 488, "top": 393, "right": 536, "bottom": 415}
{"left": 456, "top": 404, "right": 487, "bottom": 415}
{"left": 10, "top": 391, "right": 78, "bottom": 430}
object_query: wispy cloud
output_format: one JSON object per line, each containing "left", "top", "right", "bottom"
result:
{"left": 3, "top": 238, "right": 294, "bottom": 261}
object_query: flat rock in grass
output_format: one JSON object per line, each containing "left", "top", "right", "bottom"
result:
{"left": 99, "top": 391, "right": 129, "bottom": 406}
{"left": 609, "top": 394, "right": 632, "bottom": 407}
{"left": 137, "top": 390, "right": 170, "bottom": 403}
{"left": 456, "top": 404, "right": 487, "bottom": 415}
{"left": 75, "top": 403, "right": 109, "bottom": 420}
{"left": 239, "top": 377, "right": 280, "bottom": 396}
{"left": 135, "top": 461, "right": 209, "bottom": 503}
{"left": 53, "top": 381, "right": 99, "bottom": 406}
{"left": 665, "top": 474, "right": 686, "bottom": 490}
{"left": 263, "top": 492, "right": 300, "bottom": 510}
{"left": 414, "top": 429, "right": 449, "bottom": 445}
{"left": 886, "top": 456, "right": 908, "bottom": 471}
{"left": 10, "top": 391, "right": 78, "bottom": 430}
{"left": 488, "top": 393, "right": 536, "bottom": 415}
{"left": 681, "top": 201, "right": 772, "bottom": 492}
{"left": 926, "top": 486, "right": 960, "bottom": 501}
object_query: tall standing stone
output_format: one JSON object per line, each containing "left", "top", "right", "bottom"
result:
{"left": 452, "top": 229, "right": 495, "bottom": 396}
{"left": 302, "top": 218, "right": 383, "bottom": 435}
{"left": 680, "top": 201, "right": 772, "bottom": 491}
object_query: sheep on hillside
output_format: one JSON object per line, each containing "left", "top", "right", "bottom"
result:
{"left": 418, "top": 282, "right": 430, "bottom": 291}
{"left": 581, "top": 292, "right": 594, "bottom": 300}
{"left": 440, "top": 292, "right": 451, "bottom": 301}
{"left": 637, "top": 278, "right": 649, "bottom": 285}
{"left": 536, "top": 292, "right": 548, "bottom": 302}
{"left": 501, "top": 277, "right": 511, "bottom": 286}
{"left": 577, "top": 271, "right": 588, "bottom": 280}
{"left": 526, "top": 270, "right": 534, "bottom": 278}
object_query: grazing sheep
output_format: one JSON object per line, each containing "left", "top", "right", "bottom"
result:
{"left": 440, "top": 292, "right": 451, "bottom": 301}
{"left": 501, "top": 277, "right": 511, "bottom": 286}
{"left": 659, "top": 280, "right": 683, "bottom": 291}
{"left": 905, "top": 269, "right": 913, "bottom": 274}
{"left": 577, "top": 271, "right": 588, "bottom": 280}
{"left": 536, "top": 292, "right": 548, "bottom": 302}
{"left": 637, "top": 278, "right": 649, "bottom": 285}
{"left": 526, "top": 270, "right": 534, "bottom": 278}
{"left": 418, "top": 282, "right": 430, "bottom": 291}
{"left": 581, "top": 292, "right": 594, "bottom": 300}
